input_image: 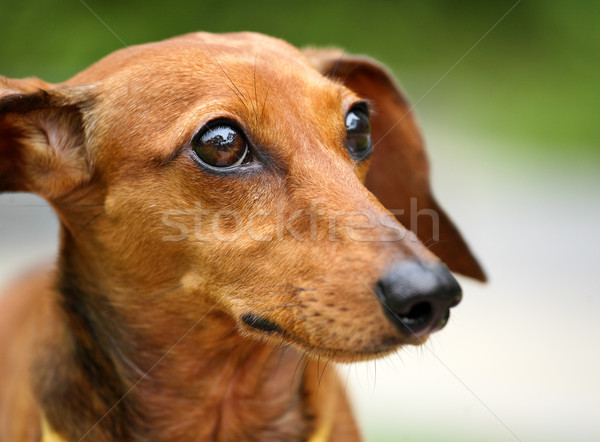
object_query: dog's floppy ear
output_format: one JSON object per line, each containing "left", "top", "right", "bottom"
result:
{"left": 0, "top": 76, "right": 92, "bottom": 199}
{"left": 304, "top": 50, "right": 486, "bottom": 281}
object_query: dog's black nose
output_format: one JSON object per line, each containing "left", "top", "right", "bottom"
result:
{"left": 376, "top": 261, "right": 462, "bottom": 338}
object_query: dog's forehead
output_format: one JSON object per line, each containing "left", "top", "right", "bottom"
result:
{"left": 77, "top": 32, "right": 355, "bottom": 163}
{"left": 72, "top": 32, "right": 333, "bottom": 92}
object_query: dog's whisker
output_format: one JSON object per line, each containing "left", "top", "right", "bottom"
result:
{"left": 259, "top": 82, "right": 271, "bottom": 121}
{"left": 209, "top": 56, "right": 249, "bottom": 111}
{"left": 199, "top": 36, "right": 250, "bottom": 113}
{"left": 271, "top": 338, "right": 289, "bottom": 379}
{"left": 291, "top": 352, "right": 307, "bottom": 392}
{"left": 252, "top": 53, "right": 260, "bottom": 121}
{"left": 373, "top": 359, "right": 377, "bottom": 393}
{"left": 318, "top": 359, "right": 329, "bottom": 392}
{"left": 316, "top": 355, "right": 321, "bottom": 392}
{"left": 329, "top": 50, "right": 346, "bottom": 81}
{"left": 300, "top": 357, "right": 311, "bottom": 388}
{"left": 252, "top": 303, "right": 304, "bottom": 316}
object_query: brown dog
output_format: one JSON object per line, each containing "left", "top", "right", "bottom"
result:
{"left": 0, "top": 32, "right": 484, "bottom": 441}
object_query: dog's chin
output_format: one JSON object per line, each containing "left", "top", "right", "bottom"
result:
{"left": 300, "top": 343, "right": 402, "bottom": 363}
{"left": 240, "top": 323, "right": 427, "bottom": 363}
{"left": 291, "top": 334, "right": 429, "bottom": 363}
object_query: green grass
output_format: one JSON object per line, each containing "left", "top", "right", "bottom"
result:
{"left": 1, "top": 0, "right": 598, "bottom": 159}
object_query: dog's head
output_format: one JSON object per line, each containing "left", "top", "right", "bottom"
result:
{"left": 0, "top": 32, "right": 484, "bottom": 361}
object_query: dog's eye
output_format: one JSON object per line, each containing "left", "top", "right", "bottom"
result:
{"left": 345, "top": 106, "right": 372, "bottom": 161}
{"left": 192, "top": 124, "right": 249, "bottom": 168}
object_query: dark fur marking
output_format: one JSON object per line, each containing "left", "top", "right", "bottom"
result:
{"left": 37, "top": 240, "right": 138, "bottom": 441}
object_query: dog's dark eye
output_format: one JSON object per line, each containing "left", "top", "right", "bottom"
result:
{"left": 192, "top": 124, "right": 249, "bottom": 168}
{"left": 345, "top": 106, "right": 372, "bottom": 161}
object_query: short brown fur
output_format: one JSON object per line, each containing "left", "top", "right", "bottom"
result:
{"left": 0, "top": 32, "right": 483, "bottom": 441}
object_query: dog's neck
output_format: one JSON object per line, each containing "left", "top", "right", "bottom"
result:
{"left": 37, "top": 240, "right": 316, "bottom": 441}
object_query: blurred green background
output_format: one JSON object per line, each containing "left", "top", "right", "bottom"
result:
{"left": 1, "top": 0, "right": 599, "bottom": 159}
{"left": 1, "top": 1, "right": 599, "bottom": 441}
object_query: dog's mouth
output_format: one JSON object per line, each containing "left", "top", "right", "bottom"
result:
{"left": 239, "top": 312, "right": 421, "bottom": 362}
{"left": 241, "top": 313, "right": 283, "bottom": 333}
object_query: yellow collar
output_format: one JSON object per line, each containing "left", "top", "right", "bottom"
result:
{"left": 41, "top": 415, "right": 67, "bottom": 442}
{"left": 306, "top": 384, "right": 336, "bottom": 442}
{"left": 307, "top": 418, "right": 333, "bottom": 442}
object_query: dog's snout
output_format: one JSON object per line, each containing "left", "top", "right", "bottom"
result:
{"left": 375, "top": 261, "right": 462, "bottom": 338}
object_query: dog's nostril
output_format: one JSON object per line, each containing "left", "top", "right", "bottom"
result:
{"left": 397, "top": 301, "right": 432, "bottom": 323}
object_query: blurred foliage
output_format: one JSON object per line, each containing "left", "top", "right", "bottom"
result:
{"left": 0, "top": 0, "right": 598, "bottom": 158}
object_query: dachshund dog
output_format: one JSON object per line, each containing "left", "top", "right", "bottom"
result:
{"left": 0, "top": 32, "right": 485, "bottom": 441}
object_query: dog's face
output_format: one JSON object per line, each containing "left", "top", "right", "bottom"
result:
{"left": 0, "top": 32, "right": 484, "bottom": 362}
